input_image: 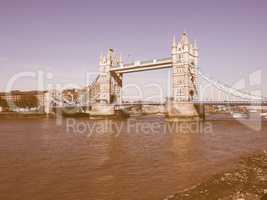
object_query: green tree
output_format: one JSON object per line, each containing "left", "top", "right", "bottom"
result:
{"left": 0, "top": 97, "right": 8, "bottom": 108}
{"left": 15, "top": 95, "right": 39, "bottom": 108}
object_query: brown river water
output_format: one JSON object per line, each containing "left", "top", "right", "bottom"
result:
{"left": 0, "top": 116, "right": 267, "bottom": 200}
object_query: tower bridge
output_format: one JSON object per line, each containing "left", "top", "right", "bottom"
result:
{"left": 47, "top": 32, "right": 266, "bottom": 120}
{"left": 84, "top": 32, "right": 200, "bottom": 119}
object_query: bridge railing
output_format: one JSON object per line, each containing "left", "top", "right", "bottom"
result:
{"left": 193, "top": 100, "right": 267, "bottom": 105}
{"left": 123, "top": 63, "right": 134, "bottom": 67}
{"left": 140, "top": 60, "right": 154, "bottom": 65}
{"left": 156, "top": 57, "right": 172, "bottom": 62}
{"left": 121, "top": 57, "right": 172, "bottom": 68}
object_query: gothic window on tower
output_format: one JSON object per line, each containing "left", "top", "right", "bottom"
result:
{"left": 177, "top": 79, "right": 183, "bottom": 85}
{"left": 176, "top": 88, "right": 184, "bottom": 96}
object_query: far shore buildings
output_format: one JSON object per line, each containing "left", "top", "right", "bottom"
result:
{"left": 0, "top": 90, "right": 49, "bottom": 112}
{"left": 0, "top": 88, "right": 90, "bottom": 112}
{"left": 0, "top": 90, "right": 47, "bottom": 102}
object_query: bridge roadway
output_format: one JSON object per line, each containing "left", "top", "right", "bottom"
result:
{"left": 110, "top": 57, "right": 172, "bottom": 74}
{"left": 193, "top": 101, "right": 267, "bottom": 106}
{"left": 50, "top": 101, "right": 267, "bottom": 109}
{"left": 113, "top": 101, "right": 267, "bottom": 109}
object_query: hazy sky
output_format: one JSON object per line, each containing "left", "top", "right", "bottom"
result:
{"left": 0, "top": 0, "right": 267, "bottom": 97}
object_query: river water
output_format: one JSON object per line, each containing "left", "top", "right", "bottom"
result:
{"left": 0, "top": 116, "right": 267, "bottom": 200}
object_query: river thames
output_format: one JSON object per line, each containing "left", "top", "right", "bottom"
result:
{"left": 0, "top": 117, "right": 267, "bottom": 200}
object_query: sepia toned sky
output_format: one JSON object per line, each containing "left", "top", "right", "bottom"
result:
{"left": 0, "top": 0, "right": 267, "bottom": 98}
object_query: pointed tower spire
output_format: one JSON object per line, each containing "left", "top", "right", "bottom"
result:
{"left": 119, "top": 53, "right": 123, "bottom": 67}
{"left": 193, "top": 40, "right": 199, "bottom": 58}
{"left": 172, "top": 35, "right": 177, "bottom": 47}
{"left": 172, "top": 35, "right": 177, "bottom": 55}
{"left": 180, "top": 32, "right": 189, "bottom": 45}
{"left": 193, "top": 40, "right": 198, "bottom": 49}
{"left": 119, "top": 53, "right": 123, "bottom": 63}
{"left": 99, "top": 52, "right": 104, "bottom": 64}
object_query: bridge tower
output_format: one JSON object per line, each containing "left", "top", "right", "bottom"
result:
{"left": 98, "top": 48, "right": 123, "bottom": 104}
{"left": 172, "top": 32, "right": 198, "bottom": 101}
{"left": 90, "top": 49, "right": 123, "bottom": 116}
{"left": 168, "top": 32, "right": 199, "bottom": 120}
